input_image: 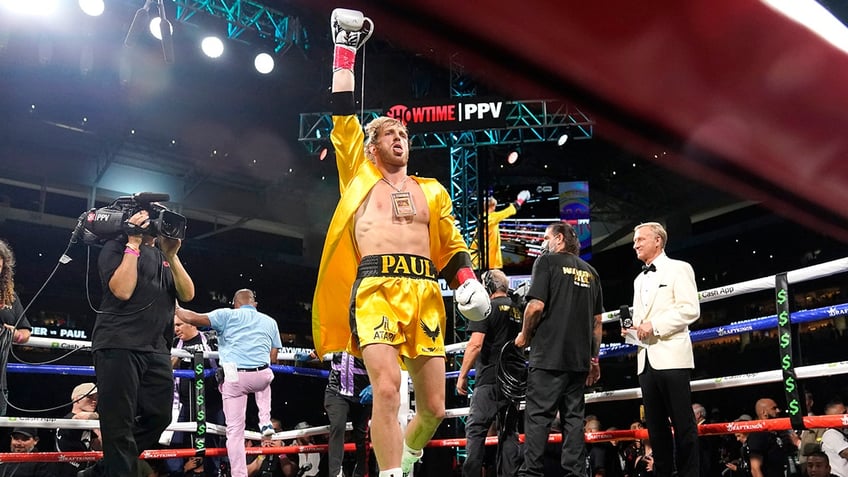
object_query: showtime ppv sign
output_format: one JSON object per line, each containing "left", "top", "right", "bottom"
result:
{"left": 385, "top": 99, "right": 507, "bottom": 132}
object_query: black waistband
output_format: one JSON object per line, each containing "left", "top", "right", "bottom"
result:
{"left": 237, "top": 364, "right": 269, "bottom": 372}
{"left": 357, "top": 254, "right": 438, "bottom": 281}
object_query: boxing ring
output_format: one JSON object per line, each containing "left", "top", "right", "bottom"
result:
{"left": 1, "top": 257, "right": 847, "bottom": 467}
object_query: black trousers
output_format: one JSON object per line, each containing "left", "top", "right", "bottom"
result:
{"left": 463, "top": 383, "right": 521, "bottom": 477}
{"left": 638, "top": 358, "right": 700, "bottom": 477}
{"left": 324, "top": 389, "right": 372, "bottom": 477}
{"left": 93, "top": 349, "right": 174, "bottom": 477}
{"left": 518, "top": 367, "right": 588, "bottom": 477}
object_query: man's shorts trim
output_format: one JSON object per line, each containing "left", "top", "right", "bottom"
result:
{"left": 356, "top": 254, "right": 438, "bottom": 281}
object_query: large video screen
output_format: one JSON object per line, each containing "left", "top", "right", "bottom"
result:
{"left": 487, "top": 181, "right": 591, "bottom": 271}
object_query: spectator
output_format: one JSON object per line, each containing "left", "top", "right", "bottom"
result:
{"left": 291, "top": 422, "right": 320, "bottom": 477}
{"left": 247, "top": 437, "right": 287, "bottom": 477}
{"left": 820, "top": 399, "right": 848, "bottom": 477}
{"left": 747, "top": 399, "right": 798, "bottom": 477}
{"left": 693, "top": 402, "right": 720, "bottom": 477}
{"left": 0, "top": 239, "right": 33, "bottom": 416}
{"left": 55, "top": 383, "right": 101, "bottom": 477}
{"left": 0, "top": 427, "right": 56, "bottom": 477}
{"left": 586, "top": 419, "right": 624, "bottom": 477}
{"left": 807, "top": 451, "right": 840, "bottom": 477}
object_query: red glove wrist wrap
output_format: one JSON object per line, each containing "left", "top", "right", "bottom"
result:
{"left": 457, "top": 267, "right": 476, "bottom": 284}
{"left": 333, "top": 45, "right": 356, "bottom": 71}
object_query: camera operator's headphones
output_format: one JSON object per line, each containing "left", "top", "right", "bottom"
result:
{"left": 482, "top": 271, "right": 497, "bottom": 295}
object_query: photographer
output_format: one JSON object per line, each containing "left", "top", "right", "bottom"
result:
{"left": 82, "top": 208, "right": 195, "bottom": 477}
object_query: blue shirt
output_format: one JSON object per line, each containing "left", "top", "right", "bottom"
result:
{"left": 207, "top": 305, "right": 283, "bottom": 368}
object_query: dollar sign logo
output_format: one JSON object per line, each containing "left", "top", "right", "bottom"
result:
{"left": 788, "top": 399, "right": 800, "bottom": 415}
{"left": 777, "top": 289, "right": 787, "bottom": 305}
{"left": 780, "top": 333, "right": 791, "bottom": 349}
{"left": 785, "top": 376, "right": 795, "bottom": 393}
{"left": 779, "top": 310, "right": 789, "bottom": 326}
{"left": 782, "top": 355, "right": 792, "bottom": 370}
{"left": 197, "top": 423, "right": 206, "bottom": 435}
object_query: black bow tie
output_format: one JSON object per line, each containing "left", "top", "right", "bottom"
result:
{"left": 642, "top": 263, "right": 656, "bottom": 274}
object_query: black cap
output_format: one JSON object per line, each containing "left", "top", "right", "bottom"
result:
{"left": 11, "top": 428, "right": 37, "bottom": 438}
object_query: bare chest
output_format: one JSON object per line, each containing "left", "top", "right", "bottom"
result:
{"left": 354, "top": 180, "right": 431, "bottom": 256}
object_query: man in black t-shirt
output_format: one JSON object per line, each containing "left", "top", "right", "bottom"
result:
{"left": 457, "top": 269, "right": 523, "bottom": 477}
{"left": 515, "top": 222, "right": 604, "bottom": 477}
{"left": 85, "top": 209, "right": 195, "bottom": 477}
{"left": 748, "top": 398, "right": 799, "bottom": 477}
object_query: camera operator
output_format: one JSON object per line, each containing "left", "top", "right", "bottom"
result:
{"left": 82, "top": 209, "right": 195, "bottom": 477}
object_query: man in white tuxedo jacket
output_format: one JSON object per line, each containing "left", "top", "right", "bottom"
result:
{"left": 630, "top": 222, "right": 701, "bottom": 477}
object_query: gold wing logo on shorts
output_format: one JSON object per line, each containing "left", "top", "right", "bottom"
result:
{"left": 420, "top": 321, "right": 440, "bottom": 341}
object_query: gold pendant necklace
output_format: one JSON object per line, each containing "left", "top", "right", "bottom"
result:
{"left": 381, "top": 176, "right": 416, "bottom": 219}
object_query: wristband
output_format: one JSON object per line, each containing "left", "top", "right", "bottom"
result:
{"left": 333, "top": 45, "right": 356, "bottom": 71}
{"left": 590, "top": 356, "right": 599, "bottom": 364}
{"left": 456, "top": 267, "right": 476, "bottom": 284}
{"left": 124, "top": 247, "right": 140, "bottom": 257}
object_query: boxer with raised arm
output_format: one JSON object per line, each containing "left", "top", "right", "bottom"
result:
{"left": 311, "top": 9, "right": 491, "bottom": 477}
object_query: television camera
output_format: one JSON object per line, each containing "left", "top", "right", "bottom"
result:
{"left": 75, "top": 192, "right": 186, "bottom": 244}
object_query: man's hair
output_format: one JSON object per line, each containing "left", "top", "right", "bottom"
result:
{"left": 634, "top": 221, "right": 668, "bottom": 248}
{"left": 364, "top": 116, "right": 407, "bottom": 161}
{"left": 692, "top": 403, "right": 707, "bottom": 420}
{"left": 0, "top": 239, "right": 16, "bottom": 307}
{"left": 825, "top": 398, "right": 844, "bottom": 413}
{"left": 807, "top": 450, "right": 829, "bottom": 463}
{"left": 548, "top": 222, "right": 580, "bottom": 255}
{"left": 482, "top": 269, "right": 509, "bottom": 294}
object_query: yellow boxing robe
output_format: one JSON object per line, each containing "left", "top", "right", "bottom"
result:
{"left": 311, "top": 112, "right": 471, "bottom": 356}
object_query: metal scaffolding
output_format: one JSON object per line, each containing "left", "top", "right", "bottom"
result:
{"left": 172, "top": 0, "right": 308, "bottom": 52}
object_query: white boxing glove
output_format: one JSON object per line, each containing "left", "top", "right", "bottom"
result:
{"left": 331, "top": 8, "right": 374, "bottom": 50}
{"left": 455, "top": 280, "right": 491, "bottom": 322}
{"left": 516, "top": 190, "right": 530, "bottom": 206}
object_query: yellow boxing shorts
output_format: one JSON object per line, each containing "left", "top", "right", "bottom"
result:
{"left": 349, "top": 254, "right": 446, "bottom": 360}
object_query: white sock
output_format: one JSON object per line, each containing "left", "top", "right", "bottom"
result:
{"left": 403, "top": 441, "right": 423, "bottom": 457}
{"left": 379, "top": 468, "right": 403, "bottom": 477}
